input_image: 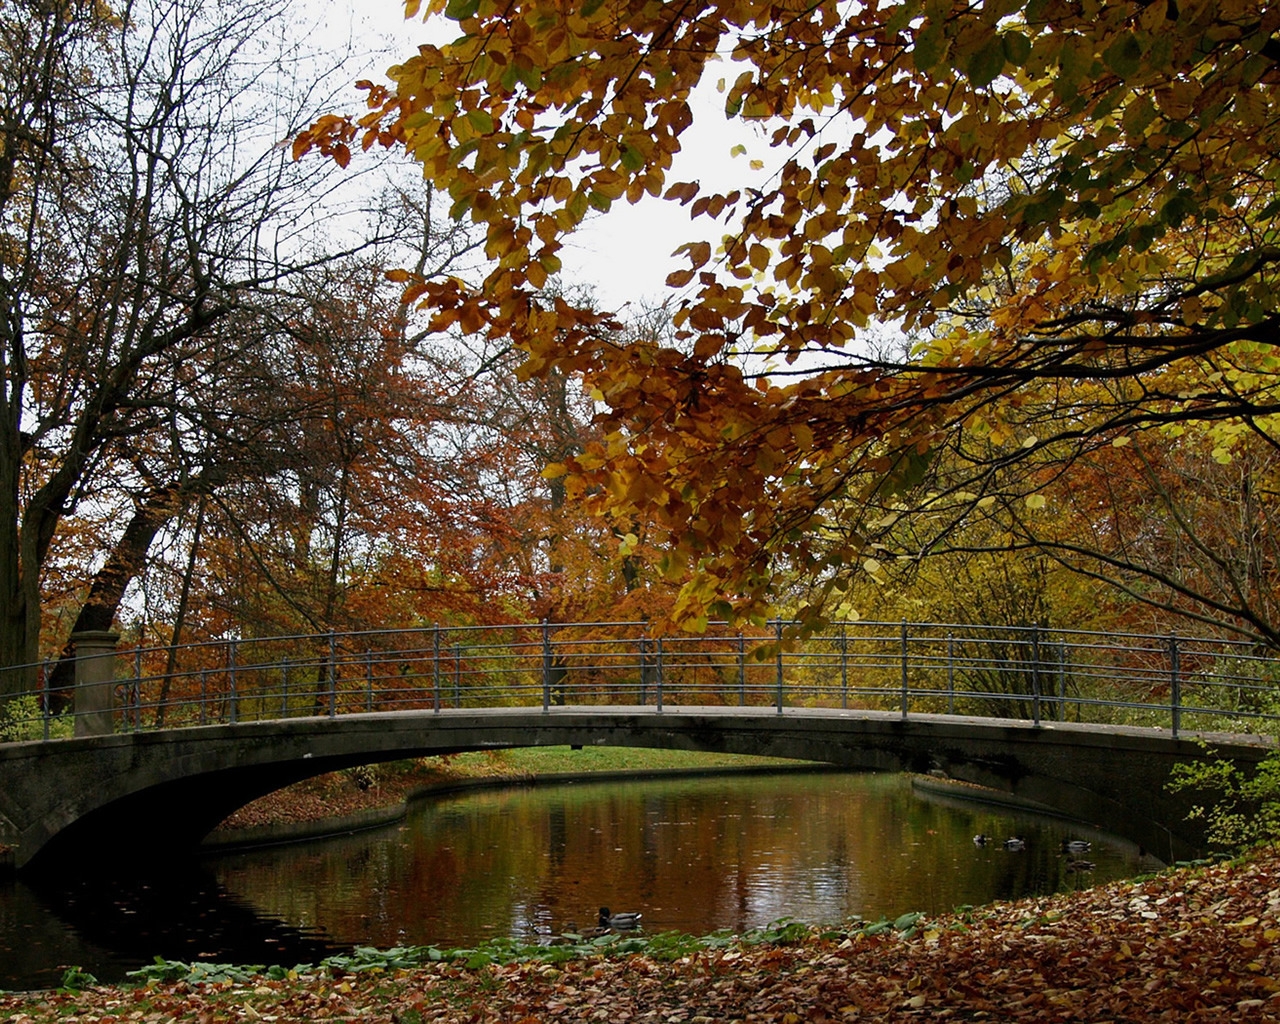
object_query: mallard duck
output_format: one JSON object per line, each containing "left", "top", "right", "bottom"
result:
{"left": 972, "top": 834, "right": 991, "bottom": 846}
{"left": 599, "top": 906, "right": 642, "bottom": 929}
{"left": 1061, "top": 839, "right": 1092, "bottom": 855}
{"left": 1066, "top": 859, "right": 1095, "bottom": 873}
{"left": 1002, "top": 836, "right": 1026, "bottom": 851}
{"left": 557, "top": 921, "right": 611, "bottom": 941}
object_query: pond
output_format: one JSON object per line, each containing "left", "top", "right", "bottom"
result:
{"left": 0, "top": 769, "right": 1154, "bottom": 990}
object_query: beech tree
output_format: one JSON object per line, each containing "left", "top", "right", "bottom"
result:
{"left": 299, "top": 0, "right": 1280, "bottom": 635}
{"left": 1020, "top": 428, "right": 1280, "bottom": 644}
{"left": 0, "top": 0, "right": 386, "bottom": 695}
{"left": 816, "top": 391, "right": 1280, "bottom": 644}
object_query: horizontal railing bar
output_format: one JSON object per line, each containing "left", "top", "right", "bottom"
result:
{"left": 4, "top": 619, "right": 1280, "bottom": 742}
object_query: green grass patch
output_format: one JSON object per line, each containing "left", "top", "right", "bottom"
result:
{"left": 431, "top": 746, "right": 814, "bottom": 778}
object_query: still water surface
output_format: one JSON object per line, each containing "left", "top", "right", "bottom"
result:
{"left": 0, "top": 770, "right": 1150, "bottom": 990}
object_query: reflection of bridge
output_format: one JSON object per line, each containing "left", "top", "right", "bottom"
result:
{"left": 1, "top": 621, "right": 1277, "bottom": 871}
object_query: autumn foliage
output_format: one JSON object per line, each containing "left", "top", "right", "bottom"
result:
{"left": 297, "top": 0, "right": 1280, "bottom": 637}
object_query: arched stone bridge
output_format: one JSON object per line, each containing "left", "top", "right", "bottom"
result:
{"left": 0, "top": 705, "right": 1272, "bottom": 872}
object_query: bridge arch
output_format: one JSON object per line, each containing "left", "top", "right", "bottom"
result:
{"left": 0, "top": 706, "right": 1270, "bottom": 871}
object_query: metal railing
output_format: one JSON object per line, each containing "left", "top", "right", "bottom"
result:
{"left": 2, "top": 620, "right": 1279, "bottom": 743}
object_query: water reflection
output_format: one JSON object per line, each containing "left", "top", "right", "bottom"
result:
{"left": 1, "top": 867, "right": 336, "bottom": 991}
{"left": 216, "top": 770, "right": 1145, "bottom": 946}
{"left": 0, "top": 770, "right": 1150, "bottom": 990}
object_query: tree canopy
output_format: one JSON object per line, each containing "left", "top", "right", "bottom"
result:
{"left": 298, "top": 0, "right": 1280, "bottom": 637}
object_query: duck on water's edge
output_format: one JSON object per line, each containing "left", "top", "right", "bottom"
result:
{"left": 971, "top": 834, "right": 1024, "bottom": 849}
{"left": 548, "top": 909, "right": 643, "bottom": 942}
{"left": 600, "top": 907, "right": 642, "bottom": 929}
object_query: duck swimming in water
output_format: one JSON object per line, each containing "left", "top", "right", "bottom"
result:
{"left": 973, "top": 834, "right": 991, "bottom": 846}
{"left": 599, "top": 907, "right": 642, "bottom": 930}
{"left": 1061, "top": 839, "right": 1092, "bottom": 855}
{"left": 1003, "top": 836, "right": 1026, "bottom": 851}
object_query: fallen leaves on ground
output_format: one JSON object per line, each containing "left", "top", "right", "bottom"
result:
{"left": 5, "top": 850, "right": 1280, "bottom": 1022}
{"left": 214, "top": 761, "right": 507, "bottom": 832}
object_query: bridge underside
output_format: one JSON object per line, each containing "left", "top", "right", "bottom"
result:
{"left": 0, "top": 706, "right": 1269, "bottom": 871}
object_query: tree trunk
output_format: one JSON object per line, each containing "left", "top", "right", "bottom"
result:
{"left": 45, "top": 486, "right": 182, "bottom": 710}
{"left": 0, "top": 443, "right": 32, "bottom": 700}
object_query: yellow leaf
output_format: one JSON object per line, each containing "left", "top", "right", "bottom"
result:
{"left": 542, "top": 462, "right": 567, "bottom": 478}
{"left": 1025, "top": 494, "right": 1047, "bottom": 510}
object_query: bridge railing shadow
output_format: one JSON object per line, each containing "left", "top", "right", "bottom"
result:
{"left": 2, "top": 621, "right": 1279, "bottom": 742}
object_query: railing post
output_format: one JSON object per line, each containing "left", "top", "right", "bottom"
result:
{"left": 840, "top": 624, "right": 848, "bottom": 710}
{"left": 1031, "top": 625, "right": 1042, "bottom": 727}
{"left": 656, "top": 636, "right": 665, "bottom": 712}
{"left": 281, "top": 659, "right": 290, "bottom": 718}
{"left": 775, "top": 619, "right": 784, "bottom": 713}
{"left": 946, "top": 634, "right": 955, "bottom": 715}
{"left": 900, "top": 621, "right": 909, "bottom": 719}
{"left": 1058, "top": 642, "right": 1067, "bottom": 722}
{"left": 453, "top": 644, "right": 462, "bottom": 707}
{"left": 132, "top": 646, "right": 144, "bottom": 731}
{"left": 327, "top": 631, "right": 337, "bottom": 719}
{"left": 1169, "top": 633, "right": 1181, "bottom": 739}
{"left": 227, "top": 640, "right": 238, "bottom": 724}
{"left": 737, "top": 632, "right": 746, "bottom": 706}
{"left": 433, "top": 623, "right": 442, "bottom": 713}
{"left": 638, "top": 636, "right": 648, "bottom": 705}
{"left": 41, "top": 658, "right": 50, "bottom": 741}
{"left": 541, "top": 619, "right": 551, "bottom": 712}
{"left": 365, "top": 650, "right": 374, "bottom": 712}
{"left": 199, "top": 668, "right": 208, "bottom": 726}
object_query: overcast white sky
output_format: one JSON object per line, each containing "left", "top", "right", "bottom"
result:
{"left": 320, "top": 0, "right": 774, "bottom": 313}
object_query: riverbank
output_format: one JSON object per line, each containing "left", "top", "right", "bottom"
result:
{"left": 204, "top": 748, "right": 821, "bottom": 848}
{"left": 2, "top": 847, "right": 1277, "bottom": 1020}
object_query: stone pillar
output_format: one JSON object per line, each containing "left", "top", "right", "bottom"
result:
{"left": 71, "top": 630, "right": 120, "bottom": 737}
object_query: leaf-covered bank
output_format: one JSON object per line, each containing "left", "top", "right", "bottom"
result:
{"left": 211, "top": 749, "right": 808, "bottom": 836}
{"left": 4, "top": 850, "right": 1278, "bottom": 1020}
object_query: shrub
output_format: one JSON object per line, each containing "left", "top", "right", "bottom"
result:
{"left": 1168, "top": 743, "right": 1280, "bottom": 852}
